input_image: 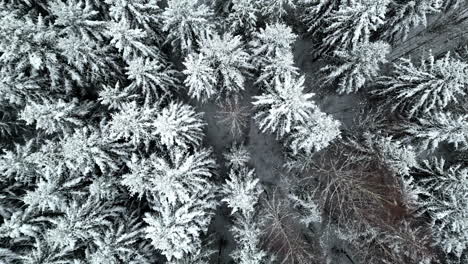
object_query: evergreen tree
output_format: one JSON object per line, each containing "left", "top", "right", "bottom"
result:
{"left": 417, "top": 158, "right": 468, "bottom": 258}
{"left": 383, "top": 0, "right": 442, "bottom": 43}
{"left": 252, "top": 73, "right": 316, "bottom": 137}
{"left": 288, "top": 110, "right": 341, "bottom": 154}
{"left": 250, "top": 23, "right": 297, "bottom": 67}
{"left": 321, "top": 0, "right": 390, "bottom": 52}
{"left": 227, "top": 0, "right": 260, "bottom": 33}
{"left": 121, "top": 147, "right": 216, "bottom": 205}
{"left": 143, "top": 187, "right": 217, "bottom": 261}
{"left": 20, "top": 98, "right": 91, "bottom": 135}
{"left": 183, "top": 32, "right": 252, "bottom": 101}
{"left": 153, "top": 102, "right": 206, "bottom": 148}
{"left": 377, "top": 52, "right": 468, "bottom": 117}
{"left": 405, "top": 112, "right": 468, "bottom": 151}
{"left": 221, "top": 168, "right": 263, "bottom": 215}
{"left": 125, "top": 57, "right": 178, "bottom": 104}
{"left": 160, "top": 0, "right": 215, "bottom": 53}
{"left": 322, "top": 41, "right": 390, "bottom": 94}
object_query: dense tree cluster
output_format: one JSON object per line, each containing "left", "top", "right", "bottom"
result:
{"left": 0, "top": 1, "right": 467, "bottom": 264}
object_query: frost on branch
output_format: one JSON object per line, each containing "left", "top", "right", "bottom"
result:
{"left": 322, "top": 41, "right": 390, "bottom": 94}
{"left": 377, "top": 53, "right": 468, "bottom": 117}
{"left": 252, "top": 73, "right": 316, "bottom": 137}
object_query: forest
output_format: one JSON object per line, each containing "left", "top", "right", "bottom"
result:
{"left": 0, "top": 0, "right": 467, "bottom": 263}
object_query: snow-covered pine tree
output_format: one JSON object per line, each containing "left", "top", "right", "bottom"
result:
{"left": 261, "top": 0, "right": 296, "bottom": 19}
{"left": 98, "top": 82, "right": 136, "bottom": 110}
{"left": 252, "top": 73, "right": 316, "bottom": 137}
{"left": 230, "top": 214, "right": 274, "bottom": 264}
{"left": 20, "top": 98, "right": 91, "bottom": 135}
{"left": 183, "top": 32, "right": 252, "bottom": 101}
{"left": 288, "top": 110, "right": 341, "bottom": 154}
{"left": 417, "top": 158, "right": 468, "bottom": 258}
{"left": 221, "top": 168, "right": 263, "bottom": 216}
{"left": 107, "top": 19, "right": 158, "bottom": 61}
{"left": 49, "top": 0, "right": 107, "bottom": 41}
{"left": 223, "top": 143, "right": 251, "bottom": 170}
{"left": 125, "top": 57, "right": 178, "bottom": 104}
{"left": 250, "top": 23, "right": 297, "bottom": 67}
{"left": 383, "top": 0, "right": 442, "bottom": 43}
{"left": 377, "top": 52, "right": 468, "bottom": 117}
{"left": 227, "top": 0, "right": 260, "bottom": 33}
{"left": 301, "top": 0, "right": 341, "bottom": 37}
{"left": 107, "top": 102, "right": 157, "bottom": 147}
{"left": 106, "top": 0, "right": 162, "bottom": 40}
{"left": 320, "top": 0, "right": 390, "bottom": 52}
{"left": 143, "top": 187, "right": 217, "bottom": 261}
{"left": 322, "top": 41, "right": 390, "bottom": 94}
{"left": 160, "top": 0, "right": 215, "bottom": 53}
{"left": 121, "top": 147, "right": 216, "bottom": 205}
{"left": 86, "top": 212, "right": 155, "bottom": 264}
{"left": 152, "top": 102, "right": 206, "bottom": 148}
{"left": 59, "top": 126, "right": 130, "bottom": 175}
{"left": 405, "top": 112, "right": 468, "bottom": 151}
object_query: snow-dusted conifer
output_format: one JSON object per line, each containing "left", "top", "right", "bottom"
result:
{"left": 107, "top": 19, "right": 157, "bottom": 60}
{"left": 182, "top": 54, "right": 217, "bottom": 102}
{"left": 384, "top": 0, "right": 442, "bottom": 42}
{"left": 289, "top": 111, "right": 341, "bottom": 154}
{"left": 122, "top": 148, "right": 216, "bottom": 205}
{"left": 107, "top": 102, "right": 157, "bottom": 147}
{"left": 20, "top": 99, "right": 90, "bottom": 135}
{"left": 230, "top": 214, "right": 274, "bottom": 264}
{"left": 227, "top": 0, "right": 260, "bottom": 33}
{"left": 322, "top": 41, "right": 390, "bottom": 94}
{"left": 125, "top": 57, "right": 178, "bottom": 104}
{"left": 45, "top": 197, "right": 120, "bottom": 249}
{"left": 184, "top": 32, "right": 252, "bottom": 101}
{"left": 250, "top": 23, "right": 297, "bottom": 67}
{"left": 417, "top": 158, "right": 468, "bottom": 257}
{"left": 322, "top": 0, "right": 389, "bottom": 52}
{"left": 152, "top": 102, "right": 206, "bottom": 148}
{"left": 98, "top": 82, "right": 136, "bottom": 110}
{"left": 49, "top": 0, "right": 106, "bottom": 40}
{"left": 60, "top": 127, "right": 129, "bottom": 175}
{"left": 223, "top": 143, "right": 251, "bottom": 170}
{"left": 143, "top": 188, "right": 216, "bottom": 261}
{"left": 377, "top": 53, "right": 468, "bottom": 117}
{"left": 221, "top": 168, "right": 263, "bottom": 215}
{"left": 160, "top": 0, "right": 214, "bottom": 53}
{"left": 252, "top": 73, "right": 316, "bottom": 137}
{"left": 406, "top": 112, "right": 468, "bottom": 151}
{"left": 261, "top": 0, "right": 296, "bottom": 19}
